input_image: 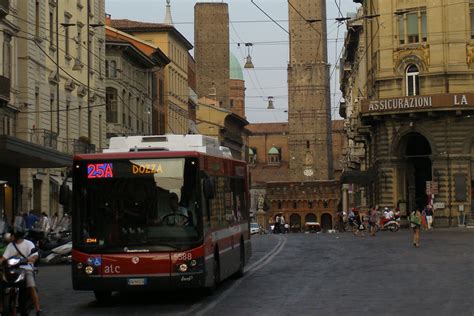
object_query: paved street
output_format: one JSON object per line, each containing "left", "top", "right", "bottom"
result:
{"left": 38, "top": 229, "right": 474, "bottom": 315}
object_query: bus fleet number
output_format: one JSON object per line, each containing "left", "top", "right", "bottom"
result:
{"left": 174, "top": 253, "right": 192, "bottom": 261}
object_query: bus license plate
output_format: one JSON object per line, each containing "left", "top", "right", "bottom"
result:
{"left": 127, "top": 278, "right": 147, "bottom": 286}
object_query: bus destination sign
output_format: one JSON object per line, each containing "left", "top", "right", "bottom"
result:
{"left": 87, "top": 163, "right": 113, "bottom": 179}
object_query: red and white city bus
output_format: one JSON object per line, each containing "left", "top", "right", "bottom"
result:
{"left": 71, "top": 135, "right": 251, "bottom": 301}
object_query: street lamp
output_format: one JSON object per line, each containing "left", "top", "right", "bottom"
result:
{"left": 244, "top": 43, "right": 254, "bottom": 69}
{"left": 267, "top": 96, "right": 274, "bottom": 109}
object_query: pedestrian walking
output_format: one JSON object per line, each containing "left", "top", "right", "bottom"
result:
{"left": 421, "top": 207, "right": 427, "bottom": 230}
{"left": 409, "top": 208, "right": 422, "bottom": 247}
{"left": 369, "top": 207, "right": 378, "bottom": 236}
{"left": 425, "top": 205, "right": 434, "bottom": 230}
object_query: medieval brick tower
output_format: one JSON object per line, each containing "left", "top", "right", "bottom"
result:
{"left": 288, "top": 0, "right": 333, "bottom": 181}
{"left": 194, "top": 3, "right": 230, "bottom": 109}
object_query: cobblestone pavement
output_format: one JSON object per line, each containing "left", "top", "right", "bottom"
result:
{"left": 37, "top": 228, "right": 474, "bottom": 315}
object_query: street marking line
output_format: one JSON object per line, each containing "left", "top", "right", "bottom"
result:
{"left": 187, "top": 235, "right": 287, "bottom": 316}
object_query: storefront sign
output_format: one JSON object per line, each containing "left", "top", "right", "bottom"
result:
{"left": 362, "top": 93, "right": 474, "bottom": 115}
{"left": 433, "top": 202, "right": 445, "bottom": 209}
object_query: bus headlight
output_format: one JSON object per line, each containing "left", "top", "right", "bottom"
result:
{"left": 178, "top": 263, "right": 188, "bottom": 273}
{"left": 85, "top": 266, "right": 94, "bottom": 275}
{"left": 190, "top": 260, "right": 197, "bottom": 267}
{"left": 77, "top": 262, "right": 83, "bottom": 270}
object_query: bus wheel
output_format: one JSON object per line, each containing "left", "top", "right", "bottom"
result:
{"left": 94, "top": 291, "right": 112, "bottom": 304}
{"left": 234, "top": 240, "right": 245, "bottom": 278}
{"left": 206, "top": 253, "right": 220, "bottom": 295}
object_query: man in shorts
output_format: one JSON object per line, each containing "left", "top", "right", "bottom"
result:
{"left": 0, "top": 229, "right": 41, "bottom": 315}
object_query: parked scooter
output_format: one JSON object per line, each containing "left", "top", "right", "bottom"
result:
{"left": 0, "top": 253, "right": 37, "bottom": 315}
{"left": 40, "top": 232, "right": 72, "bottom": 264}
{"left": 375, "top": 218, "right": 400, "bottom": 232}
{"left": 24, "top": 216, "right": 72, "bottom": 264}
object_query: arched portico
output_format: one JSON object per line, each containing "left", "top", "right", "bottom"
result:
{"left": 395, "top": 132, "right": 432, "bottom": 212}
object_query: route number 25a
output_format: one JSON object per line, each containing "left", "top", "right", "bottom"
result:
{"left": 174, "top": 253, "right": 192, "bottom": 261}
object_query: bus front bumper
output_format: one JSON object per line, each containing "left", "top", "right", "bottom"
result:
{"left": 72, "top": 272, "right": 206, "bottom": 291}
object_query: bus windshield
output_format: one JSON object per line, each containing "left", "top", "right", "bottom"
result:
{"left": 73, "top": 157, "right": 201, "bottom": 250}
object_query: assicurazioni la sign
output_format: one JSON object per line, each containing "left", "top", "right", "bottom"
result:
{"left": 361, "top": 93, "right": 474, "bottom": 115}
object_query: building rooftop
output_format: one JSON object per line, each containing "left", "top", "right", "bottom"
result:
{"left": 247, "top": 123, "right": 289, "bottom": 134}
{"left": 110, "top": 19, "right": 193, "bottom": 50}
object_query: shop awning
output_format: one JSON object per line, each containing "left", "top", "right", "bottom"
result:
{"left": 0, "top": 135, "right": 72, "bottom": 168}
{"left": 340, "top": 168, "right": 376, "bottom": 185}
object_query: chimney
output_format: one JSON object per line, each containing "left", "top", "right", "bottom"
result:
{"left": 105, "top": 13, "right": 111, "bottom": 26}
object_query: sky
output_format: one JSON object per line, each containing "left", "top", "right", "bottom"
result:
{"left": 106, "top": 0, "right": 361, "bottom": 123}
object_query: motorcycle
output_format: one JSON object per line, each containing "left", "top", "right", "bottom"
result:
{"left": 40, "top": 232, "right": 72, "bottom": 264}
{"left": 25, "top": 218, "right": 72, "bottom": 265}
{"left": 0, "top": 254, "right": 37, "bottom": 315}
{"left": 375, "top": 218, "right": 400, "bottom": 232}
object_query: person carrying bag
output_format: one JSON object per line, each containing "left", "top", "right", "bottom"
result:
{"left": 409, "top": 209, "right": 422, "bottom": 247}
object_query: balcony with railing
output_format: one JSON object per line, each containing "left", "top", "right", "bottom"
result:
{"left": 30, "top": 129, "right": 58, "bottom": 149}
{"left": 61, "top": 138, "right": 96, "bottom": 154}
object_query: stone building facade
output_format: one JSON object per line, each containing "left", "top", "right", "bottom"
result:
{"left": 247, "top": 121, "right": 346, "bottom": 230}
{"left": 1, "top": 0, "right": 106, "bottom": 219}
{"left": 111, "top": 15, "right": 193, "bottom": 135}
{"left": 340, "top": 0, "right": 474, "bottom": 226}
{"left": 104, "top": 34, "right": 155, "bottom": 139}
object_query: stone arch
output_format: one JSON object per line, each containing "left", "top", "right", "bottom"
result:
{"left": 289, "top": 213, "right": 301, "bottom": 232}
{"left": 395, "top": 54, "right": 428, "bottom": 75}
{"left": 305, "top": 213, "right": 317, "bottom": 223}
{"left": 321, "top": 213, "right": 333, "bottom": 231}
{"left": 391, "top": 127, "right": 437, "bottom": 158}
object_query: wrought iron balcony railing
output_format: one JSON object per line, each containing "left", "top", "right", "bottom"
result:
{"left": 30, "top": 129, "right": 58, "bottom": 149}
{"left": 61, "top": 138, "right": 96, "bottom": 154}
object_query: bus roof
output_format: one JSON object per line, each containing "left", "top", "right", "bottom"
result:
{"left": 103, "top": 135, "right": 232, "bottom": 158}
{"left": 73, "top": 135, "right": 249, "bottom": 167}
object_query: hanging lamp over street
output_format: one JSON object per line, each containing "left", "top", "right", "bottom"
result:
{"left": 267, "top": 96, "right": 275, "bottom": 109}
{"left": 244, "top": 43, "right": 254, "bottom": 69}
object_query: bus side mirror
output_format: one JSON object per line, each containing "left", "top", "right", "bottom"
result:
{"left": 203, "top": 178, "right": 215, "bottom": 199}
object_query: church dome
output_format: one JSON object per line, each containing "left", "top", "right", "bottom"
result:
{"left": 230, "top": 53, "right": 244, "bottom": 80}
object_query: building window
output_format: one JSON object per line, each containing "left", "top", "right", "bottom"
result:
{"left": 278, "top": 201, "right": 282, "bottom": 209}
{"left": 268, "top": 147, "right": 281, "bottom": 164}
{"left": 308, "top": 201, "right": 313, "bottom": 209}
{"left": 248, "top": 147, "right": 257, "bottom": 164}
{"left": 406, "top": 64, "right": 420, "bottom": 96}
{"left": 76, "top": 25, "right": 82, "bottom": 61}
{"left": 397, "top": 9, "right": 427, "bottom": 44}
{"left": 293, "top": 201, "right": 297, "bottom": 209}
{"left": 97, "top": 45, "right": 102, "bottom": 77}
{"left": 35, "top": 0, "right": 40, "bottom": 37}
{"left": 3, "top": 34, "right": 11, "bottom": 79}
{"left": 49, "top": 11, "right": 54, "bottom": 46}
{"left": 106, "top": 88, "right": 118, "bottom": 123}
{"left": 471, "top": 7, "right": 474, "bottom": 39}
{"left": 107, "top": 60, "right": 117, "bottom": 78}
{"left": 64, "top": 16, "right": 70, "bottom": 56}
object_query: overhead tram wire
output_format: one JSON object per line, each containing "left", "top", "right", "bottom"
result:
{"left": 230, "top": 20, "right": 275, "bottom": 117}
{"left": 8, "top": 10, "right": 472, "bottom": 47}
{"left": 250, "top": 0, "right": 289, "bottom": 35}
{"left": 332, "top": 0, "right": 343, "bottom": 119}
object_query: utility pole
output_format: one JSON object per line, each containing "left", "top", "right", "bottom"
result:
{"left": 87, "top": 0, "right": 91, "bottom": 142}
{"left": 56, "top": 2, "right": 59, "bottom": 135}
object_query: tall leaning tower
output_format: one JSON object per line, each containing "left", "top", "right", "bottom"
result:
{"left": 288, "top": 0, "right": 333, "bottom": 181}
{"left": 194, "top": 3, "right": 230, "bottom": 109}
